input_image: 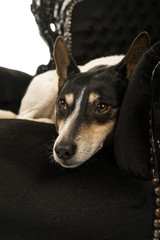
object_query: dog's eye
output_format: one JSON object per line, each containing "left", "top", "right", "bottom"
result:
{"left": 58, "top": 99, "right": 66, "bottom": 110}
{"left": 96, "top": 102, "right": 109, "bottom": 113}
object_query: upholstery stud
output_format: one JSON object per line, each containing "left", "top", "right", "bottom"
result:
{"left": 154, "top": 219, "right": 160, "bottom": 228}
{"left": 153, "top": 178, "right": 160, "bottom": 186}
{"left": 155, "top": 187, "right": 160, "bottom": 196}
{"left": 153, "top": 229, "right": 160, "bottom": 238}
{"left": 152, "top": 168, "right": 155, "bottom": 177}
{"left": 155, "top": 208, "right": 160, "bottom": 218}
{"left": 150, "top": 156, "right": 154, "bottom": 165}
{"left": 155, "top": 198, "right": 160, "bottom": 207}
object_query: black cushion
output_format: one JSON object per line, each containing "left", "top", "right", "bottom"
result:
{"left": 0, "top": 67, "right": 32, "bottom": 113}
{"left": 114, "top": 41, "right": 160, "bottom": 180}
{"left": 0, "top": 119, "right": 153, "bottom": 240}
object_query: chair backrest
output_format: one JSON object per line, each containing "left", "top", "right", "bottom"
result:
{"left": 31, "top": 0, "right": 160, "bottom": 71}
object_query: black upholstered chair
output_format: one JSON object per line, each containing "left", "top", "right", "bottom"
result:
{"left": 1, "top": 0, "right": 160, "bottom": 239}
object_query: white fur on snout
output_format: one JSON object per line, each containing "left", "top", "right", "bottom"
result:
{"left": 53, "top": 87, "right": 86, "bottom": 166}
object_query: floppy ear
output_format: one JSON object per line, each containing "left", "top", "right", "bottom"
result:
{"left": 54, "top": 36, "right": 80, "bottom": 87}
{"left": 124, "top": 31, "right": 151, "bottom": 79}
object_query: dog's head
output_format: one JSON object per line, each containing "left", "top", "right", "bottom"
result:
{"left": 53, "top": 32, "right": 150, "bottom": 168}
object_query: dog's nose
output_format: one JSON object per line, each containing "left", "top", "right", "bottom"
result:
{"left": 55, "top": 141, "right": 77, "bottom": 160}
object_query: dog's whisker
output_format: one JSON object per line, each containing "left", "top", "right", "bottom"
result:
{"left": 44, "top": 138, "right": 56, "bottom": 163}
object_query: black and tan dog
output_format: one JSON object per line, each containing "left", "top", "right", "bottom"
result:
{"left": 53, "top": 32, "right": 151, "bottom": 168}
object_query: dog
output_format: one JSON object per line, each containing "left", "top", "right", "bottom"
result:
{"left": 0, "top": 32, "right": 150, "bottom": 168}
{"left": 52, "top": 32, "right": 151, "bottom": 168}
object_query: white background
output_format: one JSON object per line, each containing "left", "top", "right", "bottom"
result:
{"left": 0, "top": 0, "right": 50, "bottom": 75}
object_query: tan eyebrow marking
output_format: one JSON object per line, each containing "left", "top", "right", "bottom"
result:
{"left": 88, "top": 92, "right": 100, "bottom": 103}
{"left": 65, "top": 93, "right": 74, "bottom": 106}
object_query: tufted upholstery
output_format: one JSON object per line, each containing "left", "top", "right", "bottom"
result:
{"left": 31, "top": 0, "right": 160, "bottom": 72}
{"left": 70, "top": 0, "right": 160, "bottom": 64}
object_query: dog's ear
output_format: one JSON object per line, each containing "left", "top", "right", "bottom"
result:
{"left": 54, "top": 36, "right": 80, "bottom": 87}
{"left": 124, "top": 31, "right": 151, "bottom": 79}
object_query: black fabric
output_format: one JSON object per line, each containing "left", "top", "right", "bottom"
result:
{"left": 0, "top": 119, "right": 153, "bottom": 240}
{"left": 114, "top": 41, "right": 160, "bottom": 180}
{"left": 0, "top": 67, "right": 32, "bottom": 113}
{"left": 71, "top": 0, "right": 160, "bottom": 65}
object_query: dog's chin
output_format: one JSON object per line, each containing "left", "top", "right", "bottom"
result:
{"left": 55, "top": 158, "right": 84, "bottom": 168}
{"left": 57, "top": 161, "right": 83, "bottom": 169}
{"left": 53, "top": 152, "right": 84, "bottom": 168}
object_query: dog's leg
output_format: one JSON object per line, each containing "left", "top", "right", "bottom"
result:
{"left": 0, "top": 110, "right": 17, "bottom": 119}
